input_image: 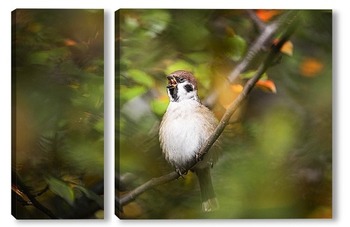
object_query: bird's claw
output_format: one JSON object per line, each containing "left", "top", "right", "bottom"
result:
{"left": 175, "top": 167, "right": 188, "bottom": 178}
{"left": 195, "top": 153, "right": 203, "bottom": 162}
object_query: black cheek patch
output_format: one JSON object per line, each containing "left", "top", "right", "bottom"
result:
{"left": 169, "top": 87, "right": 178, "bottom": 101}
{"left": 184, "top": 84, "right": 193, "bottom": 92}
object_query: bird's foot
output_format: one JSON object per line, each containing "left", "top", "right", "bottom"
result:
{"left": 195, "top": 153, "right": 203, "bottom": 162}
{"left": 175, "top": 167, "right": 188, "bottom": 178}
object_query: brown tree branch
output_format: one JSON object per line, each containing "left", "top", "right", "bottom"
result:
{"left": 195, "top": 13, "right": 299, "bottom": 162}
{"left": 118, "top": 10, "right": 299, "bottom": 209}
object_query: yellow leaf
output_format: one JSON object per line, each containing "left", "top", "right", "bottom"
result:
{"left": 219, "top": 84, "right": 242, "bottom": 109}
{"left": 231, "top": 84, "right": 243, "bottom": 93}
{"left": 121, "top": 202, "right": 143, "bottom": 218}
{"left": 273, "top": 39, "right": 293, "bottom": 56}
{"left": 307, "top": 206, "right": 332, "bottom": 218}
{"left": 281, "top": 41, "right": 293, "bottom": 56}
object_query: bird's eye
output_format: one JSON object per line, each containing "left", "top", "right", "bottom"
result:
{"left": 178, "top": 77, "right": 186, "bottom": 83}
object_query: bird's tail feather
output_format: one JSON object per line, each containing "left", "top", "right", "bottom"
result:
{"left": 195, "top": 167, "right": 219, "bottom": 212}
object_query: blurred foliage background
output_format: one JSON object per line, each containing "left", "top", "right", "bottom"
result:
{"left": 116, "top": 9, "right": 332, "bottom": 219}
{"left": 12, "top": 9, "right": 104, "bottom": 219}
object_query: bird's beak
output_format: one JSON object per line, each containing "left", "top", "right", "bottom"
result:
{"left": 166, "top": 75, "right": 177, "bottom": 88}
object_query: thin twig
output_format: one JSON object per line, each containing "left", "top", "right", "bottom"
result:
{"left": 12, "top": 171, "right": 59, "bottom": 219}
{"left": 247, "top": 9, "right": 266, "bottom": 32}
{"left": 118, "top": 10, "right": 299, "bottom": 209}
{"left": 203, "top": 11, "right": 297, "bottom": 108}
{"left": 118, "top": 172, "right": 178, "bottom": 208}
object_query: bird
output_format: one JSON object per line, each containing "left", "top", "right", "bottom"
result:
{"left": 159, "top": 70, "right": 220, "bottom": 212}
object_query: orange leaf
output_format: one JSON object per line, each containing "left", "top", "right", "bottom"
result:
{"left": 256, "top": 79, "right": 277, "bottom": 93}
{"left": 64, "top": 38, "right": 77, "bottom": 46}
{"left": 255, "top": 10, "right": 282, "bottom": 22}
{"left": 299, "top": 58, "right": 324, "bottom": 77}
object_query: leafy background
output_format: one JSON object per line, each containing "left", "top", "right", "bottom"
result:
{"left": 116, "top": 9, "right": 332, "bottom": 219}
{"left": 13, "top": 9, "right": 104, "bottom": 219}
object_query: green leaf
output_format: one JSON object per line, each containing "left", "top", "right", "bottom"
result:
{"left": 151, "top": 98, "right": 168, "bottom": 116}
{"left": 226, "top": 35, "right": 247, "bottom": 61}
{"left": 124, "top": 15, "right": 140, "bottom": 31}
{"left": 186, "top": 52, "right": 210, "bottom": 64}
{"left": 94, "top": 118, "right": 104, "bottom": 133}
{"left": 143, "top": 10, "right": 171, "bottom": 37}
{"left": 28, "top": 48, "right": 69, "bottom": 65}
{"left": 165, "top": 60, "right": 194, "bottom": 75}
{"left": 28, "top": 51, "right": 50, "bottom": 65}
{"left": 74, "top": 185, "right": 104, "bottom": 208}
{"left": 128, "top": 69, "right": 154, "bottom": 88}
{"left": 120, "top": 85, "right": 147, "bottom": 102}
{"left": 240, "top": 70, "right": 269, "bottom": 80}
{"left": 45, "top": 176, "right": 75, "bottom": 206}
{"left": 193, "top": 63, "right": 211, "bottom": 89}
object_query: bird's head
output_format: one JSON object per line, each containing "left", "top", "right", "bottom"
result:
{"left": 166, "top": 70, "right": 199, "bottom": 102}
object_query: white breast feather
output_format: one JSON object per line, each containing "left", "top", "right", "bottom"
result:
{"left": 160, "top": 99, "right": 217, "bottom": 168}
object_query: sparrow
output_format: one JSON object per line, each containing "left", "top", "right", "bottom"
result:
{"left": 159, "top": 70, "right": 219, "bottom": 212}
